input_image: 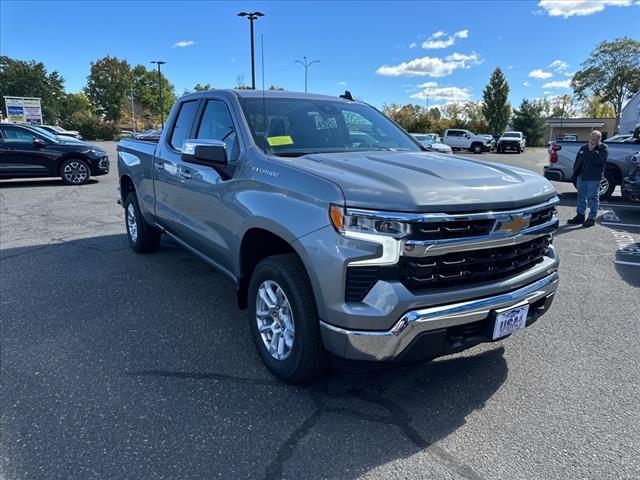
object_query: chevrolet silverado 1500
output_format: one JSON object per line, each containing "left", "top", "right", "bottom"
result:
{"left": 117, "top": 90, "right": 560, "bottom": 382}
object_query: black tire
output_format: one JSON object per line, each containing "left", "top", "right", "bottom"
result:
{"left": 248, "top": 254, "right": 328, "bottom": 383}
{"left": 60, "top": 158, "right": 91, "bottom": 185}
{"left": 124, "top": 192, "right": 161, "bottom": 253}
{"left": 599, "top": 170, "right": 616, "bottom": 200}
{"left": 470, "top": 143, "right": 483, "bottom": 154}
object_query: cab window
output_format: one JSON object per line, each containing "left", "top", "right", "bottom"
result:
{"left": 170, "top": 100, "right": 199, "bottom": 150}
{"left": 196, "top": 99, "right": 239, "bottom": 161}
{"left": 2, "top": 128, "right": 38, "bottom": 142}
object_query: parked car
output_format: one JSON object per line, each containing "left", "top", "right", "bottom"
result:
{"left": 28, "top": 125, "right": 91, "bottom": 146}
{"left": 411, "top": 133, "right": 452, "bottom": 154}
{"left": 117, "top": 90, "right": 560, "bottom": 383}
{"left": 544, "top": 126, "right": 640, "bottom": 199}
{"left": 559, "top": 134, "right": 577, "bottom": 141}
{"left": 442, "top": 129, "right": 492, "bottom": 153}
{"left": 0, "top": 124, "right": 109, "bottom": 184}
{"left": 38, "top": 124, "right": 83, "bottom": 140}
{"left": 497, "top": 131, "right": 526, "bottom": 153}
{"left": 605, "top": 134, "right": 633, "bottom": 143}
{"left": 622, "top": 151, "right": 640, "bottom": 202}
{"left": 479, "top": 134, "right": 496, "bottom": 151}
{"left": 133, "top": 129, "right": 162, "bottom": 141}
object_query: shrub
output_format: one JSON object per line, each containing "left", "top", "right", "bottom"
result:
{"left": 62, "top": 112, "right": 118, "bottom": 140}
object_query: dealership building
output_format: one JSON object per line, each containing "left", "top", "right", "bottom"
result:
{"left": 545, "top": 117, "right": 617, "bottom": 142}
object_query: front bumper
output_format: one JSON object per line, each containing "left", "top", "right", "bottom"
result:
{"left": 622, "top": 176, "right": 640, "bottom": 202}
{"left": 499, "top": 142, "right": 522, "bottom": 151}
{"left": 320, "top": 271, "right": 558, "bottom": 362}
{"left": 90, "top": 155, "right": 110, "bottom": 176}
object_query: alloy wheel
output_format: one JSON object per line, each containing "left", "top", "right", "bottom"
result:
{"left": 598, "top": 177, "right": 609, "bottom": 198}
{"left": 255, "top": 280, "right": 295, "bottom": 361}
{"left": 63, "top": 161, "right": 89, "bottom": 184}
{"left": 127, "top": 204, "right": 138, "bottom": 242}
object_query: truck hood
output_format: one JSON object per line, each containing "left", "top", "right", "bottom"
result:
{"left": 288, "top": 151, "right": 556, "bottom": 212}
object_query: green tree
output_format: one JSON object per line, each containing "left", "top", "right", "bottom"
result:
{"left": 268, "top": 85, "right": 285, "bottom": 90}
{"left": 131, "top": 64, "right": 176, "bottom": 123}
{"left": 0, "top": 56, "right": 66, "bottom": 122}
{"left": 571, "top": 37, "right": 640, "bottom": 128}
{"left": 543, "top": 94, "right": 577, "bottom": 119}
{"left": 60, "top": 92, "right": 93, "bottom": 124}
{"left": 580, "top": 94, "right": 616, "bottom": 118}
{"left": 462, "top": 101, "right": 488, "bottom": 133}
{"left": 194, "top": 83, "right": 213, "bottom": 91}
{"left": 482, "top": 68, "right": 511, "bottom": 132}
{"left": 85, "top": 56, "right": 132, "bottom": 121}
{"left": 511, "top": 99, "right": 546, "bottom": 146}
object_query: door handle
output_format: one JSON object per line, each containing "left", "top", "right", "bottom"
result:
{"left": 179, "top": 170, "right": 193, "bottom": 181}
{"left": 154, "top": 160, "right": 164, "bottom": 170}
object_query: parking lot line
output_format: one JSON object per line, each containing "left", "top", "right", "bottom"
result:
{"left": 613, "top": 260, "right": 640, "bottom": 267}
{"left": 601, "top": 222, "right": 640, "bottom": 228}
{"left": 600, "top": 202, "right": 640, "bottom": 211}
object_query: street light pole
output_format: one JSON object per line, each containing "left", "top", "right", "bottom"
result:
{"left": 151, "top": 60, "right": 166, "bottom": 128}
{"left": 238, "top": 11, "right": 264, "bottom": 90}
{"left": 294, "top": 56, "right": 320, "bottom": 93}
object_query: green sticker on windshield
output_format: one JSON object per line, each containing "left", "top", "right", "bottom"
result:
{"left": 267, "top": 135, "right": 294, "bottom": 146}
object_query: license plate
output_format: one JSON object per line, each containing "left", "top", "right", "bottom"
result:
{"left": 492, "top": 304, "right": 529, "bottom": 339}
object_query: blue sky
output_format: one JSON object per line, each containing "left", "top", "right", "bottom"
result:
{"left": 1, "top": 0, "right": 639, "bottom": 109}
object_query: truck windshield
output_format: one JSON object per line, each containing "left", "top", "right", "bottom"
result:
{"left": 502, "top": 132, "right": 521, "bottom": 138}
{"left": 239, "top": 98, "right": 421, "bottom": 156}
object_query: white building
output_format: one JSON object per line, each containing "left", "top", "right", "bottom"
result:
{"left": 620, "top": 90, "right": 640, "bottom": 134}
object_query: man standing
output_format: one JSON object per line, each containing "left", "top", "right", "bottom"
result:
{"left": 567, "top": 130, "right": 609, "bottom": 228}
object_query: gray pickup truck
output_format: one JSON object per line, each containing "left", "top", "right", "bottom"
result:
{"left": 117, "top": 90, "right": 560, "bottom": 382}
{"left": 544, "top": 127, "right": 640, "bottom": 200}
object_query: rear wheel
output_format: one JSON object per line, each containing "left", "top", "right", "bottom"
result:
{"left": 598, "top": 171, "right": 616, "bottom": 200}
{"left": 60, "top": 158, "right": 90, "bottom": 185}
{"left": 248, "top": 254, "right": 328, "bottom": 383}
{"left": 124, "top": 192, "right": 161, "bottom": 253}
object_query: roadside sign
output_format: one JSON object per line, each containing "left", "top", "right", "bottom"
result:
{"left": 3, "top": 96, "right": 43, "bottom": 124}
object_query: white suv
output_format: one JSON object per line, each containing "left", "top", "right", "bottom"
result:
{"left": 497, "top": 131, "right": 526, "bottom": 153}
{"left": 443, "top": 129, "right": 492, "bottom": 154}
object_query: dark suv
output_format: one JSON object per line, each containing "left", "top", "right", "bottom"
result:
{"left": 0, "top": 124, "right": 109, "bottom": 184}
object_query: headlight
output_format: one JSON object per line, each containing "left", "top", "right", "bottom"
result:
{"left": 89, "top": 148, "right": 105, "bottom": 156}
{"left": 329, "top": 205, "right": 408, "bottom": 266}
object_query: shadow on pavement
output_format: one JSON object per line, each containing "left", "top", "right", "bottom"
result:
{"left": 615, "top": 244, "right": 640, "bottom": 288}
{"left": 0, "top": 178, "right": 99, "bottom": 188}
{"left": 1, "top": 234, "right": 508, "bottom": 480}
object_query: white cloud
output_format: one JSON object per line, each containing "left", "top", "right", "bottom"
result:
{"left": 543, "top": 79, "right": 572, "bottom": 89}
{"left": 524, "top": 81, "right": 531, "bottom": 87}
{"left": 543, "top": 91, "right": 553, "bottom": 95}
{"left": 410, "top": 82, "right": 472, "bottom": 102}
{"left": 338, "top": 81, "right": 347, "bottom": 86}
{"left": 537, "top": 0, "right": 632, "bottom": 17}
{"left": 409, "top": 42, "right": 417, "bottom": 49}
{"left": 376, "top": 52, "right": 481, "bottom": 77}
{"left": 508, "top": 65, "right": 514, "bottom": 70}
{"left": 549, "top": 59, "right": 569, "bottom": 72}
{"left": 529, "top": 69, "right": 553, "bottom": 79}
{"left": 422, "top": 29, "right": 469, "bottom": 49}
{"left": 173, "top": 40, "right": 196, "bottom": 48}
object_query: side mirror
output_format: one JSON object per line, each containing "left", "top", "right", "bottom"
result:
{"left": 33, "top": 138, "right": 46, "bottom": 147}
{"left": 181, "top": 139, "right": 228, "bottom": 167}
{"left": 465, "top": 134, "right": 470, "bottom": 139}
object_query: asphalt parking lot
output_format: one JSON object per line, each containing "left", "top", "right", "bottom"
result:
{"left": 1, "top": 143, "right": 639, "bottom": 480}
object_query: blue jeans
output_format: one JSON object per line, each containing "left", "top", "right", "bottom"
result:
{"left": 576, "top": 177, "right": 600, "bottom": 219}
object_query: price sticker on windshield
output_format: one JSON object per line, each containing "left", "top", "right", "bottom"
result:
{"left": 267, "top": 135, "right": 294, "bottom": 146}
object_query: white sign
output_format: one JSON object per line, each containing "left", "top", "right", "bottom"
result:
{"left": 3, "top": 96, "right": 43, "bottom": 124}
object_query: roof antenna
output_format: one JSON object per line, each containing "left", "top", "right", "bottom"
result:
{"left": 340, "top": 90, "right": 354, "bottom": 101}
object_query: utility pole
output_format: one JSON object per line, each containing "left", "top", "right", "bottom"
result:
{"left": 237, "top": 11, "right": 264, "bottom": 90}
{"left": 295, "top": 56, "right": 320, "bottom": 93}
{"left": 130, "top": 81, "right": 136, "bottom": 133}
{"left": 151, "top": 60, "right": 166, "bottom": 128}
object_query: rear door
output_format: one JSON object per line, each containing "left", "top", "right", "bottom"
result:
{"left": 174, "top": 97, "right": 242, "bottom": 272}
{"left": 0, "top": 126, "right": 56, "bottom": 176}
{"left": 152, "top": 99, "right": 200, "bottom": 233}
{"left": 445, "top": 130, "right": 463, "bottom": 148}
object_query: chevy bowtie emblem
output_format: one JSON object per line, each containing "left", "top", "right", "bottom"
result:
{"left": 499, "top": 215, "right": 530, "bottom": 234}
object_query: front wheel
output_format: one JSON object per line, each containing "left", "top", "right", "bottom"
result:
{"left": 248, "top": 254, "right": 328, "bottom": 383}
{"left": 124, "top": 192, "right": 161, "bottom": 253}
{"left": 60, "top": 158, "right": 90, "bottom": 185}
{"left": 470, "top": 143, "right": 483, "bottom": 154}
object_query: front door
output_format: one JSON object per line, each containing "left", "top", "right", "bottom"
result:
{"left": 174, "top": 98, "right": 242, "bottom": 274}
{"left": 0, "top": 126, "right": 56, "bottom": 176}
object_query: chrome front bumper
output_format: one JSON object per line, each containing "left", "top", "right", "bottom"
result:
{"left": 320, "top": 271, "right": 558, "bottom": 361}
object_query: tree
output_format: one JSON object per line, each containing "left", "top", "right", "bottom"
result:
{"left": 85, "top": 56, "right": 132, "bottom": 121}
{"left": 131, "top": 64, "right": 176, "bottom": 123}
{"left": 511, "top": 99, "right": 546, "bottom": 146}
{"left": 194, "top": 83, "right": 213, "bottom": 91}
{"left": 462, "top": 101, "right": 488, "bottom": 133}
{"left": 571, "top": 37, "right": 640, "bottom": 128}
{"left": 543, "top": 94, "right": 577, "bottom": 119}
{"left": 580, "top": 94, "right": 616, "bottom": 118}
{"left": 0, "top": 56, "right": 66, "bottom": 122}
{"left": 60, "top": 92, "right": 93, "bottom": 124}
{"left": 268, "top": 85, "right": 285, "bottom": 90}
{"left": 482, "top": 68, "right": 511, "bottom": 132}
{"left": 235, "top": 75, "right": 252, "bottom": 90}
